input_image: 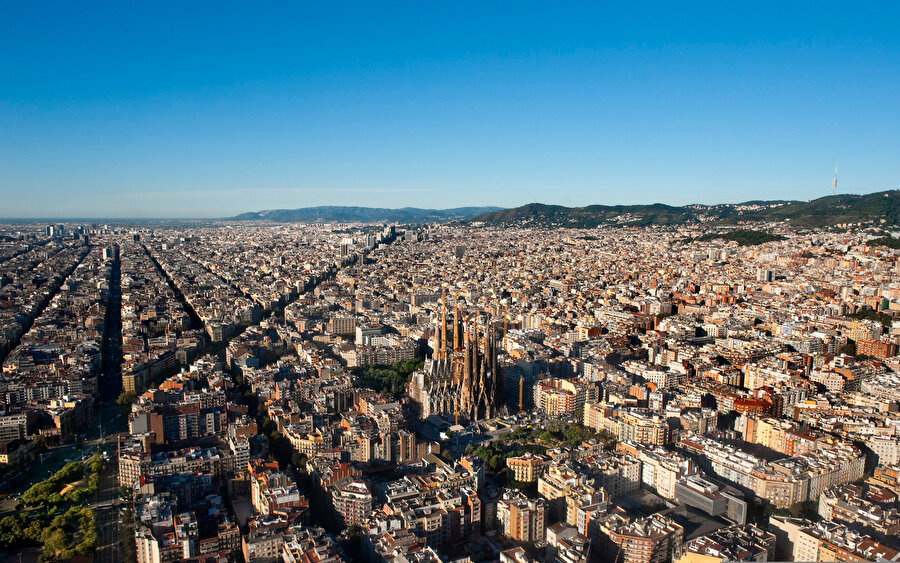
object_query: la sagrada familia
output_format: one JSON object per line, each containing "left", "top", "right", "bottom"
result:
{"left": 408, "top": 295, "right": 503, "bottom": 422}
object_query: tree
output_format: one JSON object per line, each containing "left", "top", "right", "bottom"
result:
{"left": 32, "top": 434, "right": 49, "bottom": 453}
{"left": 505, "top": 479, "right": 538, "bottom": 497}
{"left": 117, "top": 389, "right": 137, "bottom": 406}
{"left": 291, "top": 452, "right": 308, "bottom": 470}
{"left": 508, "top": 427, "right": 526, "bottom": 441}
{"left": 563, "top": 425, "right": 584, "bottom": 444}
{"left": 42, "top": 528, "right": 73, "bottom": 560}
{"left": 785, "top": 501, "right": 818, "bottom": 520}
{"left": 87, "top": 453, "right": 103, "bottom": 475}
{"left": 350, "top": 359, "right": 425, "bottom": 399}
{"left": 0, "top": 515, "right": 25, "bottom": 549}
{"left": 839, "top": 341, "right": 857, "bottom": 356}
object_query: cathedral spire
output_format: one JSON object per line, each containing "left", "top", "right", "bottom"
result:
{"left": 440, "top": 290, "right": 447, "bottom": 360}
{"left": 453, "top": 292, "right": 460, "bottom": 351}
{"left": 472, "top": 312, "right": 480, "bottom": 378}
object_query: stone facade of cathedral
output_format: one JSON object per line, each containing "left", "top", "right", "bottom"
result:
{"left": 408, "top": 311, "right": 502, "bottom": 422}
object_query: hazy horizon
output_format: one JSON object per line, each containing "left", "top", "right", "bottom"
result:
{"left": 2, "top": 3, "right": 898, "bottom": 218}
{"left": 1, "top": 190, "right": 897, "bottom": 222}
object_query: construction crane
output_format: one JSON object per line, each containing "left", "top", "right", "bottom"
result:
{"left": 518, "top": 373, "right": 524, "bottom": 412}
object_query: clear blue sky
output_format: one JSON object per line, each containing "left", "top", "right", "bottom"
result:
{"left": 1, "top": 2, "right": 898, "bottom": 218}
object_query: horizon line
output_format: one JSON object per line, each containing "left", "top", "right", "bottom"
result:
{"left": 1, "top": 188, "right": 896, "bottom": 222}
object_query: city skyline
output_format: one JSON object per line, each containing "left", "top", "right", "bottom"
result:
{"left": 3, "top": 5, "right": 900, "bottom": 560}
{"left": 2, "top": 3, "right": 899, "bottom": 218}
{"left": 2, "top": 216, "right": 899, "bottom": 561}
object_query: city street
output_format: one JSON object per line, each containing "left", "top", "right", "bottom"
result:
{"left": 94, "top": 444, "right": 125, "bottom": 563}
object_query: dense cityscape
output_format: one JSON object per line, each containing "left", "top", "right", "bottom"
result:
{"left": 1, "top": 214, "right": 899, "bottom": 563}
{"left": 4, "top": 1, "right": 898, "bottom": 561}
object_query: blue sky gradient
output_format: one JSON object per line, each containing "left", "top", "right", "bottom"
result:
{"left": 1, "top": 2, "right": 898, "bottom": 218}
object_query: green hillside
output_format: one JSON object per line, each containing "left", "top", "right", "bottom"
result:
{"left": 468, "top": 190, "right": 900, "bottom": 228}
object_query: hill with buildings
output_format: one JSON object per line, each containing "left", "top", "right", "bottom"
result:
{"left": 230, "top": 206, "right": 502, "bottom": 223}
{"left": 469, "top": 190, "right": 900, "bottom": 228}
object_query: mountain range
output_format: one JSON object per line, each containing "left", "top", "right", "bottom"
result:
{"left": 467, "top": 190, "right": 900, "bottom": 228}
{"left": 230, "top": 206, "right": 503, "bottom": 223}
{"left": 228, "top": 190, "right": 900, "bottom": 228}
